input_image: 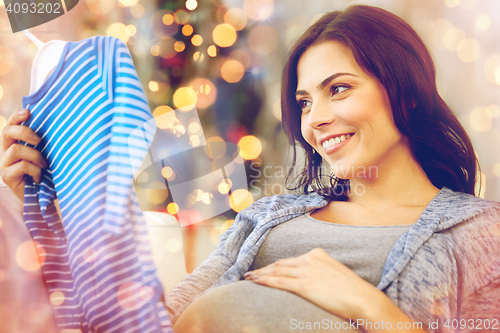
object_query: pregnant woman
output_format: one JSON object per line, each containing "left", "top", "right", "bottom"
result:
{"left": 1, "top": 4, "right": 499, "bottom": 333}
{"left": 166, "top": 5, "right": 500, "bottom": 333}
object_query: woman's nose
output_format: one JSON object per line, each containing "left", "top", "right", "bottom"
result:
{"left": 306, "top": 101, "right": 335, "bottom": 129}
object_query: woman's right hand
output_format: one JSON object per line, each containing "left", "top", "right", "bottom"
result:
{"left": 0, "top": 108, "right": 48, "bottom": 203}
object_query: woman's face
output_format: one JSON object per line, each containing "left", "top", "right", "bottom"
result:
{"left": 296, "top": 40, "right": 410, "bottom": 179}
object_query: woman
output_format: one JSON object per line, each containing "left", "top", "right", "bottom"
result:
{"left": 167, "top": 5, "right": 500, "bottom": 333}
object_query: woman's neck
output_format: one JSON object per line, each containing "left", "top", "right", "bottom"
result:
{"left": 345, "top": 152, "right": 440, "bottom": 212}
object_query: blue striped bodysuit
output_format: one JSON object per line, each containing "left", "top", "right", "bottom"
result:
{"left": 22, "top": 36, "right": 172, "bottom": 333}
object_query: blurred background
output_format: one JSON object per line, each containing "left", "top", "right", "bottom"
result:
{"left": 0, "top": 0, "right": 499, "bottom": 331}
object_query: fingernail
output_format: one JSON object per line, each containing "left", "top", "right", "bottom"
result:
{"left": 19, "top": 109, "right": 28, "bottom": 116}
{"left": 243, "top": 272, "right": 251, "bottom": 278}
{"left": 30, "top": 133, "right": 41, "bottom": 142}
{"left": 251, "top": 275, "right": 260, "bottom": 280}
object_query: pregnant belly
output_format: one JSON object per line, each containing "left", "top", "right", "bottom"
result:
{"left": 173, "top": 280, "right": 361, "bottom": 333}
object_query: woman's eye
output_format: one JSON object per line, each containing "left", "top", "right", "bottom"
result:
{"left": 331, "top": 85, "right": 350, "bottom": 96}
{"left": 298, "top": 99, "right": 311, "bottom": 110}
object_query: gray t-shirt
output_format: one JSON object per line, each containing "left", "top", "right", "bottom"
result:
{"left": 174, "top": 213, "right": 411, "bottom": 333}
{"left": 251, "top": 212, "right": 412, "bottom": 286}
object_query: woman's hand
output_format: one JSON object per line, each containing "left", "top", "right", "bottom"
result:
{"left": 244, "top": 248, "right": 377, "bottom": 320}
{"left": 244, "top": 248, "right": 427, "bottom": 333}
{"left": 0, "top": 109, "right": 47, "bottom": 202}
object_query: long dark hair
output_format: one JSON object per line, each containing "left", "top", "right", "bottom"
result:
{"left": 281, "top": 5, "right": 479, "bottom": 200}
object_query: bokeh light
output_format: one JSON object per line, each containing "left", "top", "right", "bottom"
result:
{"left": 163, "top": 14, "right": 174, "bottom": 25}
{"left": 167, "top": 203, "right": 180, "bottom": 215}
{"left": 161, "top": 166, "right": 175, "bottom": 181}
{"left": 174, "top": 41, "right": 186, "bottom": 52}
{"left": 49, "top": 291, "right": 65, "bottom": 306}
{"left": 27, "top": 43, "right": 38, "bottom": 58}
{"left": 150, "top": 45, "right": 160, "bottom": 56}
{"left": 458, "top": 0, "right": 476, "bottom": 9}
{"left": 222, "top": 219, "right": 234, "bottom": 233}
{"left": 174, "top": 124, "right": 186, "bottom": 135}
{"left": 238, "top": 135, "right": 262, "bottom": 160}
{"left": 484, "top": 55, "right": 500, "bottom": 85}
{"left": 189, "top": 78, "right": 217, "bottom": 108}
{"left": 145, "top": 181, "right": 169, "bottom": 204}
{"left": 445, "top": 0, "right": 460, "bottom": 8}
{"left": 457, "top": 38, "right": 480, "bottom": 62}
{"left": 107, "top": 23, "right": 130, "bottom": 43}
{"left": 15, "top": 241, "right": 44, "bottom": 271}
{"left": 229, "top": 189, "right": 254, "bottom": 213}
{"left": 135, "top": 171, "right": 149, "bottom": 184}
{"left": 243, "top": 0, "right": 274, "bottom": 20}
{"left": 213, "top": 23, "right": 237, "bottom": 48}
{"left": 207, "top": 45, "right": 217, "bottom": 57}
{"left": 188, "top": 121, "right": 201, "bottom": 134}
{"left": 191, "top": 34, "right": 203, "bottom": 46}
{"left": 204, "top": 136, "right": 227, "bottom": 159}
{"left": 174, "top": 10, "right": 190, "bottom": 24}
{"left": 189, "top": 135, "right": 201, "bottom": 147}
{"left": 153, "top": 105, "right": 175, "bottom": 129}
{"left": 140, "top": 286, "right": 154, "bottom": 301}
{"left": 248, "top": 25, "right": 279, "bottom": 55}
{"left": 157, "top": 37, "right": 180, "bottom": 58}
{"left": 185, "top": 0, "right": 198, "bottom": 11}
{"left": 83, "top": 247, "right": 98, "bottom": 263}
{"left": 193, "top": 51, "right": 205, "bottom": 62}
{"left": 166, "top": 238, "right": 182, "bottom": 253}
{"left": 149, "top": 81, "right": 159, "bottom": 92}
{"left": 221, "top": 59, "right": 245, "bottom": 83}
{"left": 86, "top": 0, "right": 115, "bottom": 15}
{"left": 470, "top": 107, "right": 492, "bottom": 131}
{"left": 117, "top": 282, "right": 142, "bottom": 310}
{"left": 202, "top": 192, "right": 213, "bottom": 204}
{"left": 285, "top": 16, "right": 311, "bottom": 47}
{"left": 224, "top": 8, "right": 248, "bottom": 31}
{"left": 130, "top": 3, "right": 145, "bottom": 17}
{"left": 476, "top": 15, "right": 491, "bottom": 30}
{"left": 485, "top": 104, "right": 500, "bottom": 118}
{"left": 443, "top": 27, "right": 466, "bottom": 51}
{"left": 173, "top": 87, "right": 198, "bottom": 110}
{"left": 126, "top": 24, "right": 137, "bottom": 36}
{"left": 182, "top": 24, "right": 194, "bottom": 36}
{"left": 118, "top": 0, "right": 139, "bottom": 7}
{"left": 210, "top": 227, "right": 223, "bottom": 245}
{"left": 218, "top": 179, "right": 232, "bottom": 194}
{"left": 493, "top": 163, "right": 500, "bottom": 177}
{"left": 210, "top": 219, "right": 235, "bottom": 245}
{"left": 229, "top": 49, "right": 251, "bottom": 69}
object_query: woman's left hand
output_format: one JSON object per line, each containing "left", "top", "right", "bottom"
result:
{"left": 244, "top": 247, "right": 386, "bottom": 322}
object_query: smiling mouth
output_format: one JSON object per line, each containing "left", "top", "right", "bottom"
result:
{"left": 321, "top": 133, "right": 354, "bottom": 148}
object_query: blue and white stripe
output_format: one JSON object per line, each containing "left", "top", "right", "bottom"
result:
{"left": 22, "top": 36, "right": 172, "bottom": 332}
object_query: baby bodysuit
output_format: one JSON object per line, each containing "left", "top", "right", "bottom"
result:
{"left": 22, "top": 36, "right": 172, "bottom": 333}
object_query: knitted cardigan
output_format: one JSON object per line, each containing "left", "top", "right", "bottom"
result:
{"left": 166, "top": 187, "right": 500, "bottom": 332}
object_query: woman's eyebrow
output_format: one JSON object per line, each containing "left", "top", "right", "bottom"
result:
{"left": 317, "top": 72, "right": 358, "bottom": 90}
{"left": 295, "top": 72, "right": 358, "bottom": 97}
